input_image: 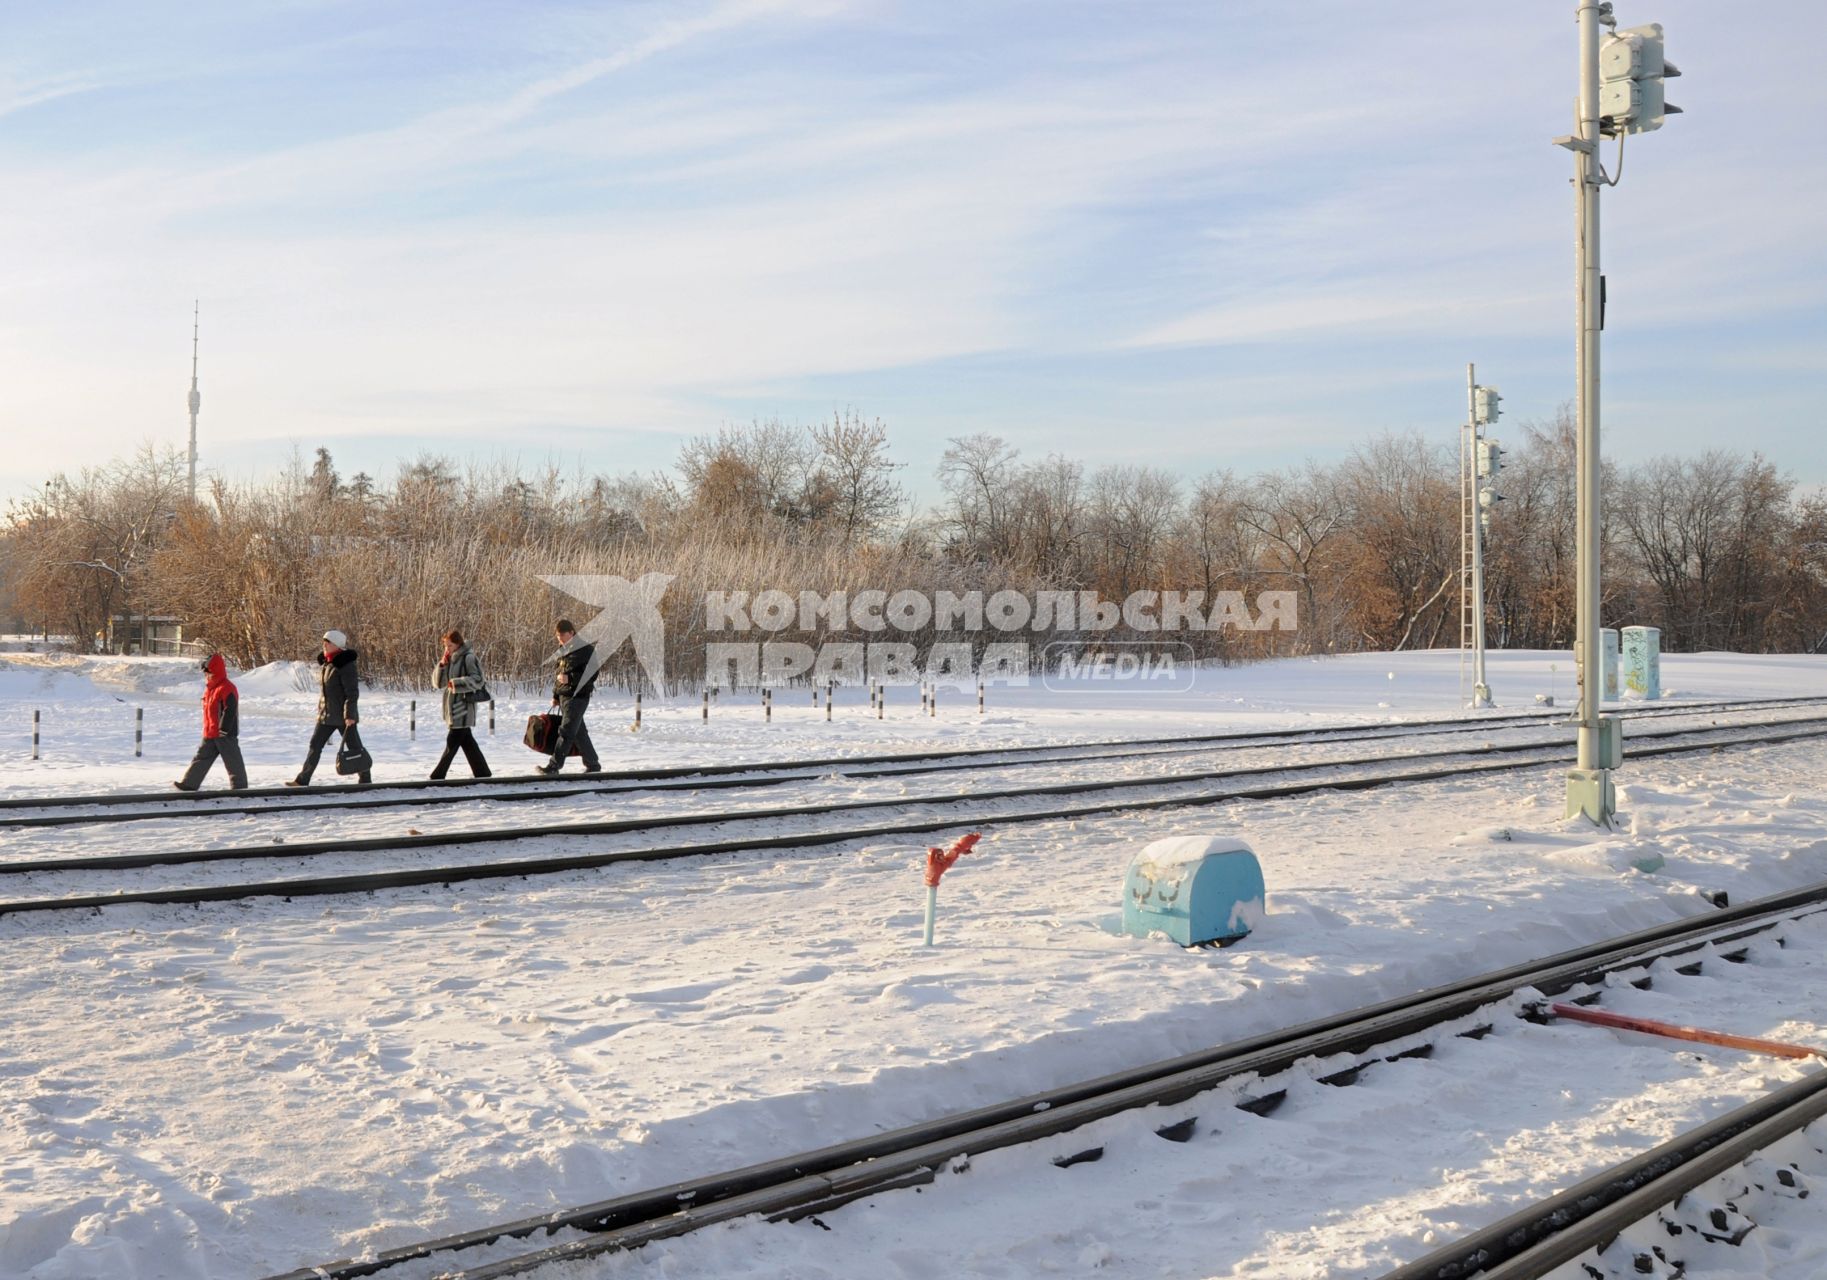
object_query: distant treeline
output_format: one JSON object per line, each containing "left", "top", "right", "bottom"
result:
{"left": 4, "top": 407, "right": 1824, "bottom": 690}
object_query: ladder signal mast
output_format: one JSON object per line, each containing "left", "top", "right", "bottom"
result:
{"left": 1460, "top": 363, "right": 1503, "bottom": 709}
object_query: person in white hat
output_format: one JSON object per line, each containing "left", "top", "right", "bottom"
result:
{"left": 288, "top": 629, "right": 372, "bottom": 785}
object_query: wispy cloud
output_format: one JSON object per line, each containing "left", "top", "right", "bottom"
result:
{"left": 0, "top": 0, "right": 1823, "bottom": 492}
{"left": 0, "top": 69, "right": 103, "bottom": 118}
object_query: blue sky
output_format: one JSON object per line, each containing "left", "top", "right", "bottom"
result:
{"left": 2, "top": 0, "right": 1823, "bottom": 501}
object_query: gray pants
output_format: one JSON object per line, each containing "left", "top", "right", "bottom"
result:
{"left": 546, "top": 697, "right": 599, "bottom": 770}
{"left": 178, "top": 737, "right": 248, "bottom": 790}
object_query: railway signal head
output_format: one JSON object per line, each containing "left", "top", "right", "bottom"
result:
{"left": 1600, "top": 22, "right": 1682, "bottom": 135}
{"left": 1476, "top": 438, "right": 1505, "bottom": 479}
{"left": 1474, "top": 385, "right": 1502, "bottom": 425}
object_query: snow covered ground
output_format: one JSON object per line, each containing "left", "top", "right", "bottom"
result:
{"left": 3, "top": 648, "right": 1827, "bottom": 1278}
{"left": 4, "top": 645, "right": 1824, "bottom": 795}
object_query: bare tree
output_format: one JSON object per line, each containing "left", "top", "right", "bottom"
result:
{"left": 936, "top": 433, "right": 1020, "bottom": 564}
{"left": 1338, "top": 433, "right": 1460, "bottom": 650}
{"left": 8, "top": 445, "right": 186, "bottom": 648}
{"left": 677, "top": 420, "right": 815, "bottom": 529}
{"left": 1240, "top": 464, "right": 1347, "bottom": 652}
{"left": 1614, "top": 452, "right": 1791, "bottom": 651}
{"left": 1085, "top": 465, "right": 1181, "bottom": 599}
{"left": 1012, "top": 455, "right": 1087, "bottom": 585}
{"left": 810, "top": 410, "right": 904, "bottom": 546}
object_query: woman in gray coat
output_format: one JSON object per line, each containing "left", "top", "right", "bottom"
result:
{"left": 431, "top": 628, "right": 492, "bottom": 779}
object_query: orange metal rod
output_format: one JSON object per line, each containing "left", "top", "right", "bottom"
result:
{"left": 1550, "top": 1001, "right": 1827, "bottom": 1061}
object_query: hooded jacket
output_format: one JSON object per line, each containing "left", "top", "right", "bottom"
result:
{"left": 202, "top": 654, "right": 239, "bottom": 740}
{"left": 316, "top": 647, "right": 361, "bottom": 725}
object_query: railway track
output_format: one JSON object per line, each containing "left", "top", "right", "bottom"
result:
{"left": 7, "top": 694, "right": 1825, "bottom": 832}
{"left": 1379, "top": 1072, "right": 1827, "bottom": 1278}
{"left": 260, "top": 880, "right": 1827, "bottom": 1280}
{"left": 6, "top": 709, "right": 1827, "bottom": 919}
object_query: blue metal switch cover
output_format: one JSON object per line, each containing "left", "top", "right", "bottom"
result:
{"left": 1122, "top": 835, "right": 1265, "bottom": 947}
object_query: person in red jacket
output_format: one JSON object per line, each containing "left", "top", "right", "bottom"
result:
{"left": 174, "top": 653, "right": 249, "bottom": 791}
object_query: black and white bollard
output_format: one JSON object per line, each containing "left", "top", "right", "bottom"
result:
{"left": 489, "top": 698, "right": 496, "bottom": 734}
{"left": 409, "top": 699, "right": 417, "bottom": 740}
{"left": 978, "top": 682, "right": 985, "bottom": 715}
{"left": 33, "top": 709, "right": 40, "bottom": 761}
{"left": 135, "top": 707, "right": 143, "bottom": 758}
{"left": 702, "top": 688, "right": 710, "bottom": 722}
{"left": 764, "top": 688, "right": 772, "bottom": 722}
{"left": 633, "top": 689, "right": 643, "bottom": 732}
{"left": 826, "top": 680, "right": 834, "bottom": 722}
{"left": 929, "top": 685, "right": 937, "bottom": 717}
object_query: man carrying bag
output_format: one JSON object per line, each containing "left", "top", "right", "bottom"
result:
{"left": 536, "top": 618, "right": 601, "bottom": 776}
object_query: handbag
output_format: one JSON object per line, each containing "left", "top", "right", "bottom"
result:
{"left": 334, "top": 736, "right": 374, "bottom": 776}
{"left": 465, "top": 654, "right": 492, "bottom": 705}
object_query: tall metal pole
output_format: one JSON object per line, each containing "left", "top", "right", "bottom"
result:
{"left": 1467, "top": 362, "right": 1491, "bottom": 708}
{"left": 1459, "top": 398, "right": 1470, "bottom": 704}
{"left": 1566, "top": 1, "right": 1614, "bottom": 823}
{"left": 187, "top": 301, "right": 201, "bottom": 505}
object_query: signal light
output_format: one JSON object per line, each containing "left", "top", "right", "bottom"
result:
{"left": 1600, "top": 23, "right": 1682, "bottom": 135}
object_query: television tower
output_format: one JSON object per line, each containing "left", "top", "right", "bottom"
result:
{"left": 186, "top": 301, "right": 201, "bottom": 503}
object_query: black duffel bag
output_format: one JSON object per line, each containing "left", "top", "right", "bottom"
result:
{"left": 524, "top": 712, "right": 582, "bottom": 757}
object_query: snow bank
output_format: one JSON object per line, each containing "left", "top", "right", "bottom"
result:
{"left": 0, "top": 653, "right": 198, "bottom": 699}
{"left": 233, "top": 660, "right": 320, "bottom": 699}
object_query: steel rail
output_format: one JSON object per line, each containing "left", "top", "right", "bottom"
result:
{"left": 6, "top": 710, "right": 1826, "bottom": 890}
{"left": 12, "top": 703, "right": 1572, "bottom": 810}
{"left": 6, "top": 694, "right": 1815, "bottom": 833}
{"left": 0, "top": 723, "right": 1619, "bottom": 872}
{"left": 8, "top": 693, "right": 1822, "bottom": 822}
{"left": 1378, "top": 1064, "right": 1827, "bottom": 1279}
{"left": 5, "top": 715, "right": 1827, "bottom": 921}
{"left": 260, "top": 882, "right": 1827, "bottom": 1280}
{"left": 0, "top": 714, "right": 1571, "bottom": 831}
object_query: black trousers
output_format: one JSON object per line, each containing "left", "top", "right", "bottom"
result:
{"left": 298, "top": 723, "right": 369, "bottom": 782}
{"left": 546, "top": 696, "right": 598, "bottom": 770}
{"left": 431, "top": 727, "right": 491, "bottom": 779}
{"left": 178, "top": 737, "right": 248, "bottom": 790}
